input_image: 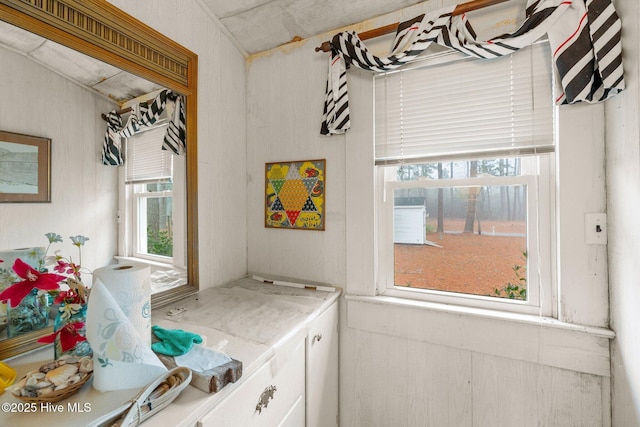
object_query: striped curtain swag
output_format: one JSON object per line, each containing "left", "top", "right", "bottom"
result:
{"left": 320, "top": 0, "right": 625, "bottom": 136}
{"left": 102, "top": 89, "right": 186, "bottom": 166}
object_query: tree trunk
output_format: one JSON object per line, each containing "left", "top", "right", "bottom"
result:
{"left": 463, "top": 161, "right": 478, "bottom": 233}
{"left": 477, "top": 188, "right": 484, "bottom": 235}
{"left": 437, "top": 163, "right": 444, "bottom": 233}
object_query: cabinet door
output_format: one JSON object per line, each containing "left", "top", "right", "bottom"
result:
{"left": 198, "top": 339, "right": 305, "bottom": 427}
{"left": 306, "top": 302, "right": 339, "bottom": 427}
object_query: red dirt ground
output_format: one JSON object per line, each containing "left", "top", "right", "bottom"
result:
{"left": 394, "top": 220, "right": 527, "bottom": 297}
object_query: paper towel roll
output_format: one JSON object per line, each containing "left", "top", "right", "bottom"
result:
{"left": 87, "top": 264, "right": 167, "bottom": 391}
{"left": 92, "top": 264, "right": 152, "bottom": 345}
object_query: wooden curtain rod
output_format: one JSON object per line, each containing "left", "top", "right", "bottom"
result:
{"left": 101, "top": 106, "right": 133, "bottom": 122}
{"left": 100, "top": 89, "right": 185, "bottom": 121}
{"left": 315, "top": 0, "right": 509, "bottom": 52}
{"left": 100, "top": 94, "right": 162, "bottom": 122}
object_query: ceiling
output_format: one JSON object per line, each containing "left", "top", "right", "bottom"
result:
{"left": 0, "top": 19, "right": 164, "bottom": 106}
{"left": 199, "top": 0, "right": 426, "bottom": 55}
{"left": 0, "top": 0, "right": 425, "bottom": 105}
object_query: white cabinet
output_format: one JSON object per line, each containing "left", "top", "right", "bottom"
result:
{"left": 198, "top": 339, "right": 306, "bottom": 427}
{"left": 306, "top": 302, "right": 339, "bottom": 427}
{"left": 279, "top": 395, "right": 305, "bottom": 427}
{"left": 197, "top": 299, "right": 339, "bottom": 427}
{"left": 1, "top": 280, "right": 340, "bottom": 427}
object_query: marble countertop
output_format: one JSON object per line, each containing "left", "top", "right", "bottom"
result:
{"left": 0, "top": 275, "right": 341, "bottom": 426}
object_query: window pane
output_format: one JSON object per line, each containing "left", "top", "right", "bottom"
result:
{"left": 392, "top": 161, "right": 529, "bottom": 301}
{"left": 145, "top": 182, "right": 172, "bottom": 192}
{"left": 396, "top": 158, "right": 523, "bottom": 180}
{"left": 138, "top": 195, "right": 173, "bottom": 257}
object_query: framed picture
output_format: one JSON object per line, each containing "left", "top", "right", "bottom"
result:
{"left": 0, "top": 131, "right": 51, "bottom": 203}
{"left": 265, "top": 159, "right": 325, "bottom": 230}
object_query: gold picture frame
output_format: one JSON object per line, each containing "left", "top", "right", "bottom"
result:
{"left": 0, "top": 130, "right": 51, "bottom": 203}
{"left": 0, "top": 0, "right": 199, "bottom": 359}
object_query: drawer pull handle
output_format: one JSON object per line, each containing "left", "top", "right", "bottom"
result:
{"left": 313, "top": 333, "right": 323, "bottom": 343}
{"left": 255, "top": 385, "right": 277, "bottom": 414}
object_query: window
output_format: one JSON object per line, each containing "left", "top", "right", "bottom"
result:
{"left": 375, "top": 42, "right": 555, "bottom": 315}
{"left": 119, "top": 124, "right": 187, "bottom": 292}
{"left": 132, "top": 181, "right": 174, "bottom": 258}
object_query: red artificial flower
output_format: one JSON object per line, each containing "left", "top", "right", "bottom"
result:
{"left": 37, "top": 321, "right": 87, "bottom": 352}
{"left": 54, "top": 290, "right": 82, "bottom": 305}
{"left": 0, "top": 258, "right": 66, "bottom": 307}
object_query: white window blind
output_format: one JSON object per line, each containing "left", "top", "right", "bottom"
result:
{"left": 375, "top": 42, "right": 554, "bottom": 165}
{"left": 125, "top": 124, "right": 172, "bottom": 184}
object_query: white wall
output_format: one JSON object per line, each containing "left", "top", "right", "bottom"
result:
{"left": 107, "top": 0, "right": 248, "bottom": 288}
{"left": 247, "top": 1, "right": 614, "bottom": 425}
{"left": 0, "top": 47, "right": 117, "bottom": 274}
{"left": 606, "top": 0, "right": 640, "bottom": 425}
{"left": 245, "top": 46, "right": 347, "bottom": 284}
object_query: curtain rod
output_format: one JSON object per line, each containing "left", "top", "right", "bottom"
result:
{"left": 100, "top": 95, "right": 160, "bottom": 122}
{"left": 315, "top": 0, "right": 510, "bottom": 52}
{"left": 101, "top": 106, "right": 133, "bottom": 121}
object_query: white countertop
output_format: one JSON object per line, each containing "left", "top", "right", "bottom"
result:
{"left": 0, "top": 276, "right": 341, "bottom": 426}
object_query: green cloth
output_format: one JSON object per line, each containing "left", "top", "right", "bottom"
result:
{"left": 151, "top": 325, "right": 203, "bottom": 356}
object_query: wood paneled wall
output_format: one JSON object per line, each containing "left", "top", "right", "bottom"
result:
{"left": 246, "top": 1, "right": 613, "bottom": 425}
{"left": 341, "top": 321, "right": 608, "bottom": 426}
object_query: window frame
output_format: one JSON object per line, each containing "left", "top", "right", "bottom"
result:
{"left": 118, "top": 124, "right": 187, "bottom": 272}
{"left": 376, "top": 154, "right": 555, "bottom": 316}
{"left": 131, "top": 183, "right": 174, "bottom": 263}
{"left": 371, "top": 36, "right": 558, "bottom": 316}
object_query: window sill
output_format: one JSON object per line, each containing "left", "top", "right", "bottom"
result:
{"left": 114, "top": 256, "right": 187, "bottom": 294}
{"left": 345, "top": 293, "right": 614, "bottom": 377}
{"left": 115, "top": 255, "right": 176, "bottom": 269}
{"left": 348, "top": 293, "right": 614, "bottom": 338}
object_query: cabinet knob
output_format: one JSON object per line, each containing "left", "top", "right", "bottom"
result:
{"left": 313, "top": 333, "right": 323, "bottom": 343}
{"left": 255, "top": 385, "right": 277, "bottom": 414}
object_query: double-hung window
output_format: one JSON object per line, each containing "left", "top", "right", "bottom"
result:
{"left": 375, "top": 41, "right": 556, "bottom": 315}
{"left": 119, "top": 123, "right": 187, "bottom": 292}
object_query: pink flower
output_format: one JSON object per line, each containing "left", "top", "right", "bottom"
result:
{"left": 53, "top": 259, "right": 81, "bottom": 278}
{"left": 37, "top": 321, "right": 87, "bottom": 352}
{"left": 67, "top": 262, "right": 81, "bottom": 278}
{"left": 53, "top": 260, "right": 69, "bottom": 274}
{"left": 0, "top": 259, "right": 66, "bottom": 307}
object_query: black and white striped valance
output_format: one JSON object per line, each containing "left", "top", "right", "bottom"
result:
{"left": 102, "top": 89, "right": 186, "bottom": 166}
{"left": 321, "top": 0, "right": 625, "bottom": 135}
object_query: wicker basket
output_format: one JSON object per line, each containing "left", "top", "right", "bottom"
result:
{"left": 9, "top": 356, "right": 93, "bottom": 403}
{"left": 15, "top": 371, "right": 92, "bottom": 403}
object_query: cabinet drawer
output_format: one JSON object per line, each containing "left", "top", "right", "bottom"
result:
{"left": 198, "top": 339, "right": 305, "bottom": 427}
